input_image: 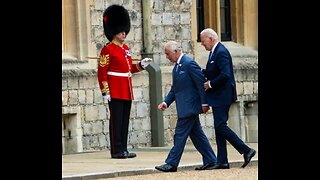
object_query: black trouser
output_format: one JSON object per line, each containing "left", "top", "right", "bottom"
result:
{"left": 108, "top": 98, "right": 132, "bottom": 154}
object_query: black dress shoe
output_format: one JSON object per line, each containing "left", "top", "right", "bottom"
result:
{"left": 210, "top": 163, "right": 230, "bottom": 169}
{"left": 111, "top": 152, "right": 127, "bottom": 159}
{"left": 124, "top": 151, "right": 137, "bottom": 158}
{"left": 242, "top": 148, "right": 256, "bottom": 168}
{"left": 195, "top": 162, "right": 216, "bottom": 170}
{"left": 155, "top": 164, "right": 177, "bottom": 172}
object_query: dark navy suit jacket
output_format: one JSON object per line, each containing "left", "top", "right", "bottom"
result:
{"left": 202, "top": 42, "right": 237, "bottom": 107}
{"left": 164, "top": 54, "right": 207, "bottom": 118}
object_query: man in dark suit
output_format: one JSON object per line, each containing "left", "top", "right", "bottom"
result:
{"left": 200, "top": 28, "right": 256, "bottom": 169}
{"left": 155, "top": 41, "right": 218, "bottom": 172}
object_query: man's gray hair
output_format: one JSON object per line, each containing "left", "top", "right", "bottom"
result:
{"left": 164, "top": 41, "right": 182, "bottom": 52}
{"left": 200, "top": 28, "right": 218, "bottom": 40}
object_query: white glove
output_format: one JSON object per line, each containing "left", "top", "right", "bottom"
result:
{"left": 103, "top": 94, "right": 111, "bottom": 103}
{"left": 141, "top": 58, "right": 152, "bottom": 69}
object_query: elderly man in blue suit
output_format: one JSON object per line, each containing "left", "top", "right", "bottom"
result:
{"left": 155, "top": 41, "right": 218, "bottom": 172}
{"left": 200, "top": 28, "right": 256, "bottom": 169}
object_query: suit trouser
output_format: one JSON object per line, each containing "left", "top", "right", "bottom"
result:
{"left": 108, "top": 98, "right": 132, "bottom": 154}
{"left": 165, "top": 115, "right": 217, "bottom": 167}
{"left": 212, "top": 105, "right": 250, "bottom": 163}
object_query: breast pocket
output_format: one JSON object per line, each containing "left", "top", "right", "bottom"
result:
{"left": 178, "top": 70, "right": 185, "bottom": 75}
{"left": 176, "top": 70, "right": 186, "bottom": 80}
{"left": 175, "top": 71, "right": 188, "bottom": 88}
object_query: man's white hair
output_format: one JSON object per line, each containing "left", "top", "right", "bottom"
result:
{"left": 164, "top": 41, "right": 182, "bottom": 52}
{"left": 200, "top": 28, "right": 218, "bottom": 40}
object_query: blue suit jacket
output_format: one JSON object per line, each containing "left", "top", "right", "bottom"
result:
{"left": 202, "top": 42, "right": 237, "bottom": 107}
{"left": 164, "top": 54, "right": 207, "bottom": 118}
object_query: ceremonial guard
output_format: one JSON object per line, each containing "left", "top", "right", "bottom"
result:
{"left": 97, "top": 4, "right": 152, "bottom": 159}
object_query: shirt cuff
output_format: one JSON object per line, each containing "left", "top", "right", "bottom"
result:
{"left": 208, "top": 80, "right": 212, "bottom": 88}
{"left": 163, "top": 102, "right": 167, "bottom": 108}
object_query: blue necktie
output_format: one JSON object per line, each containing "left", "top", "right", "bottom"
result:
{"left": 175, "top": 63, "right": 179, "bottom": 72}
{"left": 208, "top": 51, "right": 212, "bottom": 61}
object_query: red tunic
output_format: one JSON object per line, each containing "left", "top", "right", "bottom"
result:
{"left": 97, "top": 41, "right": 143, "bottom": 100}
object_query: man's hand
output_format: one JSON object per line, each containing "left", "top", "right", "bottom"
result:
{"left": 141, "top": 58, "right": 153, "bottom": 69}
{"left": 103, "top": 94, "right": 111, "bottom": 103}
{"left": 204, "top": 80, "right": 211, "bottom": 91}
{"left": 158, "top": 102, "right": 167, "bottom": 111}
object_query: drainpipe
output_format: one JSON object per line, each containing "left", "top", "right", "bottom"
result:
{"left": 141, "top": 0, "right": 164, "bottom": 147}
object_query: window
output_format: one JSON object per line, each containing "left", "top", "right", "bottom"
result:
{"left": 62, "top": 0, "right": 78, "bottom": 59}
{"left": 220, "top": 0, "right": 231, "bottom": 41}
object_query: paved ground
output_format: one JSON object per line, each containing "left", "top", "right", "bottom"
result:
{"left": 62, "top": 143, "right": 258, "bottom": 179}
{"left": 98, "top": 166, "right": 258, "bottom": 180}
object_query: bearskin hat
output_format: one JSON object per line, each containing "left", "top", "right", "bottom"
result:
{"left": 103, "top": 4, "right": 131, "bottom": 42}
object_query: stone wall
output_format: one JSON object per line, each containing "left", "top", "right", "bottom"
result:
{"left": 92, "top": 0, "right": 195, "bottom": 65}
